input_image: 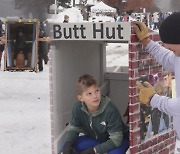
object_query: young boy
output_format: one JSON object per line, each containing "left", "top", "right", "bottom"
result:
{"left": 63, "top": 74, "right": 129, "bottom": 154}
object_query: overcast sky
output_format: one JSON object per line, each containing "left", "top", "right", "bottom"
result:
{"left": 0, "top": 0, "right": 22, "bottom": 18}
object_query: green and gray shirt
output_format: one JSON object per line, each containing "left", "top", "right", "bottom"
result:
{"left": 65, "top": 95, "right": 129, "bottom": 153}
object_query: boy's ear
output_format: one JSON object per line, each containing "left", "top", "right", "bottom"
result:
{"left": 77, "top": 95, "right": 82, "bottom": 101}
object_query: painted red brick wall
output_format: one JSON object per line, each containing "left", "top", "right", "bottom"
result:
{"left": 129, "top": 25, "right": 176, "bottom": 153}
{"left": 49, "top": 46, "right": 55, "bottom": 154}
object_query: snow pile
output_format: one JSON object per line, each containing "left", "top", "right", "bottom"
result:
{"left": 47, "top": 7, "right": 83, "bottom": 23}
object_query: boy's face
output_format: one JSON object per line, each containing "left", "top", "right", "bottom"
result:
{"left": 163, "top": 43, "right": 180, "bottom": 57}
{"left": 78, "top": 85, "right": 101, "bottom": 112}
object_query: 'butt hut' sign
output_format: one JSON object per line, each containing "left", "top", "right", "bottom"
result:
{"left": 52, "top": 22, "right": 131, "bottom": 42}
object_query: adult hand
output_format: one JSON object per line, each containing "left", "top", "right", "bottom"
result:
{"left": 136, "top": 81, "right": 156, "bottom": 105}
{"left": 80, "top": 148, "right": 96, "bottom": 154}
{"left": 63, "top": 141, "right": 75, "bottom": 154}
{"left": 133, "top": 21, "right": 149, "bottom": 41}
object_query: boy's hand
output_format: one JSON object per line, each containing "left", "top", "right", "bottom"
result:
{"left": 63, "top": 141, "right": 75, "bottom": 154}
{"left": 136, "top": 81, "right": 156, "bottom": 105}
{"left": 81, "top": 148, "right": 95, "bottom": 154}
{"left": 133, "top": 21, "right": 149, "bottom": 41}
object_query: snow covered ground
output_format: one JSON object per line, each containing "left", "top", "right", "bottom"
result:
{"left": 0, "top": 65, "right": 51, "bottom": 154}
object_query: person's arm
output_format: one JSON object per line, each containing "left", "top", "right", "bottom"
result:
{"left": 94, "top": 104, "right": 126, "bottom": 153}
{"left": 134, "top": 21, "right": 175, "bottom": 72}
{"left": 150, "top": 94, "right": 180, "bottom": 116}
{"left": 136, "top": 81, "right": 180, "bottom": 116}
{"left": 145, "top": 40, "right": 175, "bottom": 72}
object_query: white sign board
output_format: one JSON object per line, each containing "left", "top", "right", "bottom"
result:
{"left": 51, "top": 22, "right": 131, "bottom": 42}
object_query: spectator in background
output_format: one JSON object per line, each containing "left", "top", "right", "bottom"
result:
{"left": 153, "top": 12, "right": 159, "bottom": 30}
{"left": 116, "top": 13, "right": 123, "bottom": 22}
{"left": 142, "top": 15, "right": 148, "bottom": 27}
{"left": 123, "top": 13, "right": 129, "bottom": 22}
{"left": 38, "top": 21, "right": 48, "bottom": 71}
{"left": 0, "top": 20, "right": 4, "bottom": 66}
{"left": 63, "top": 15, "right": 69, "bottom": 23}
{"left": 14, "top": 27, "right": 27, "bottom": 66}
{"left": 148, "top": 14, "right": 153, "bottom": 29}
{"left": 0, "top": 20, "right": 3, "bottom": 36}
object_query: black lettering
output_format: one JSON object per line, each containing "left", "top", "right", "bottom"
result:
{"left": 73, "top": 25, "right": 79, "bottom": 39}
{"left": 63, "top": 28, "right": 72, "bottom": 39}
{"left": 80, "top": 25, "right": 86, "bottom": 39}
{"left": 93, "top": 23, "right": 103, "bottom": 38}
{"left": 53, "top": 25, "right": 62, "bottom": 39}
{"left": 117, "top": 25, "right": 123, "bottom": 39}
{"left": 106, "top": 27, "right": 115, "bottom": 39}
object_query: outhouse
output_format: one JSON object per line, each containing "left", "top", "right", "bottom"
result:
{"left": 2, "top": 18, "right": 39, "bottom": 72}
{"left": 48, "top": 22, "right": 176, "bottom": 154}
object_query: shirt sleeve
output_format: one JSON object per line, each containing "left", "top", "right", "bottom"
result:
{"left": 151, "top": 94, "right": 180, "bottom": 116}
{"left": 145, "top": 41, "right": 175, "bottom": 72}
{"left": 65, "top": 104, "right": 84, "bottom": 143}
{"left": 95, "top": 104, "right": 127, "bottom": 153}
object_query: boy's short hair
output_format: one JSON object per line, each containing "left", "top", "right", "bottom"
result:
{"left": 76, "top": 74, "right": 99, "bottom": 95}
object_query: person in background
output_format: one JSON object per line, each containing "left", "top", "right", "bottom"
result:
{"left": 133, "top": 12, "right": 180, "bottom": 152}
{"left": 148, "top": 14, "right": 153, "bottom": 29}
{"left": 0, "top": 20, "right": 4, "bottom": 36}
{"left": 38, "top": 21, "right": 49, "bottom": 71}
{"left": 14, "top": 27, "right": 27, "bottom": 66}
{"left": 62, "top": 74, "right": 129, "bottom": 154}
{"left": 63, "top": 15, "right": 69, "bottom": 23}
{"left": 116, "top": 13, "right": 123, "bottom": 22}
{"left": 0, "top": 20, "right": 4, "bottom": 66}
{"left": 152, "top": 12, "right": 159, "bottom": 30}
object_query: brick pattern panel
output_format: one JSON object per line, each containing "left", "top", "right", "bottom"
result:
{"left": 49, "top": 47, "right": 55, "bottom": 154}
{"left": 129, "top": 24, "right": 176, "bottom": 153}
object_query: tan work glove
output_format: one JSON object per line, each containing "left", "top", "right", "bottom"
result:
{"left": 136, "top": 81, "right": 156, "bottom": 105}
{"left": 133, "top": 21, "right": 149, "bottom": 41}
